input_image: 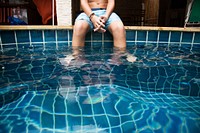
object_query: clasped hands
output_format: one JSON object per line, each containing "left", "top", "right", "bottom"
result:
{"left": 91, "top": 15, "right": 108, "bottom": 33}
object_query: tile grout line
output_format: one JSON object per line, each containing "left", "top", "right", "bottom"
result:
{"left": 29, "top": 30, "right": 32, "bottom": 47}
{"left": 55, "top": 30, "right": 58, "bottom": 50}
{"left": 135, "top": 30, "right": 137, "bottom": 45}
{"left": 190, "top": 32, "right": 195, "bottom": 51}
{"left": 14, "top": 31, "right": 18, "bottom": 51}
{"left": 67, "top": 30, "right": 70, "bottom": 47}
{"left": 156, "top": 31, "right": 160, "bottom": 48}
{"left": 167, "top": 31, "right": 171, "bottom": 50}
{"left": 179, "top": 32, "right": 183, "bottom": 49}
{"left": 145, "top": 31, "right": 148, "bottom": 45}
{"left": 42, "top": 30, "right": 45, "bottom": 50}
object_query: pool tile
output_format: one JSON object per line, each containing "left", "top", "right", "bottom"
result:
{"left": 159, "top": 31, "right": 169, "bottom": 42}
{"left": 16, "top": 30, "right": 30, "bottom": 43}
{"left": 194, "top": 32, "right": 200, "bottom": 43}
{"left": 41, "top": 112, "right": 53, "bottom": 128}
{"left": 3, "top": 44, "right": 16, "bottom": 49}
{"left": 181, "top": 43, "right": 192, "bottom": 50}
{"left": 45, "top": 42, "right": 57, "bottom": 49}
{"left": 137, "top": 31, "right": 146, "bottom": 42}
{"left": 170, "top": 31, "right": 181, "bottom": 42}
{"left": 85, "top": 31, "right": 92, "bottom": 41}
{"left": 102, "top": 42, "right": 113, "bottom": 48}
{"left": 104, "top": 31, "right": 113, "bottom": 41}
{"left": 32, "top": 43, "right": 44, "bottom": 48}
{"left": 55, "top": 115, "right": 66, "bottom": 129}
{"left": 17, "top": 43, "right": 31, "bottom": 49}
{"left": 28, "top": 124, "right": 39, "bottom": 132}
{"left": 68, "top": 30, "right": 73, "bottom": 41}
{"left": 30, "top": 30, "right": 43, "bottom": 42}
{"left": 126, "top": 30, "right": 136, "bottom": 41}
{"left": 92, "top": 32, "right": 102, "bottom": 41}
{"left": 91, "top": 42, "right": 104, "bottom": 47}
{"left": 57, "top": 30, "right": 68, "bottom": 42}
{"left": 126, "top": 41, "right": 136, "bottom": 46}
{"left": 121, "top": 122, "right": 136, "bottom": 132}
{"left": 182, "top": 32, "right": 193, "bottom": 43}
{"left": 82, "top": 117, "right": 96, "bottom": 127}
{"left": 95, "top": 116, "right": 110, "bottom": 128}
{"left": 1, "top": 30, "right": 15, "bottom": 44}
{"left": 44, "top": 30, "right": 56, "bottom": 42}
{"left": 148, "top": 31, "right": 158, "bottom": 42}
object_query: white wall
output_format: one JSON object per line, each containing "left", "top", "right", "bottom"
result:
{"left": 56, "top": 0, "right": 72, "bottom": 26}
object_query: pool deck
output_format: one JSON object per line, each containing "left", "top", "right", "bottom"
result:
{"left": 0, "top": 25, "right": 200, "bottom": 32}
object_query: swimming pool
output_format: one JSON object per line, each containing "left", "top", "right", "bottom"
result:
{"left": 0, "top": 26, "right": 200, "bottom": 133}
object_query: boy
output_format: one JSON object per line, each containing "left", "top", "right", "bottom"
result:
{"left": 72, "top": 0, "right": 126, "bottom": 48}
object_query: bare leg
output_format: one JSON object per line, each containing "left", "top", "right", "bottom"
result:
{"left": 108, "top": 21, "right": 126, "bottom": 48}
{"left": 72, "top": 20, "right": 90, "bottom": 47}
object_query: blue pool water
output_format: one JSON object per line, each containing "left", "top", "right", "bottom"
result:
{"left": 0, "top": 44, "right": 200, "bottom": 133}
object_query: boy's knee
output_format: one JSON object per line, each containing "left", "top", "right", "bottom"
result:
{"left": 109, "top": 21, "right": 125, "bottom": 34}
{"left": 73, "top": 21, "right": 89, "bottom": 35}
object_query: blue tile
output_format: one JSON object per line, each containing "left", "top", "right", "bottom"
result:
{"left": 136, "top": 42, "right": 146, "bottom": 46}
{"left": 45, "top": 43, "right": 56, "bottom": 49}
{"left": 32, "top": 43, "right": 44, "bottom": 49}
{"left": 68, "top": 30, "right": 73, "bottom": 41}
{"left": 1, "top": 30, "right": 15, "bottom": 44}
{"left": 158, "top": 43, "right": 168, "bottom": 47}
{"left": 18, "top": 43, "right": 31, "bottom": 49}
{"left": 92, "top": 32, "right": 102, "bottom": 40}
{"left": 159, "top": 31, "right": 169, "bottom": 42}
{"left": 57, "top": 30, "right": 68, "bottom": 42}
{"left": 182, "top": 32, "right": 193, "bottom": 43}
{"left": 170, "top": 31, "right": 181, "bottom": 42}
{"left": 104, "top": 31, "right": 113, "bottom": 41}
{"left": 126, "top": 41, "right": 136, "bottom": 46}
{"left": 3, "top": 44, "right": 16, "bottom": 49}
{"left": 194, "top": 32, "right": 200, "bottom": 43}
{"left": 44, "top": 30, "right": 56, "bottom": 42}
{"left": 102, "top": 42, "right": 113, "bottom": 48}
{"left": 16, "top": 30, "right": 29, "bottom": 44}
{"left": 148, "top": 31, "right": 158, "bottom": 42}
{"left": 192, "top": 44, "right": 200, "bottom": 50}
{"left": 31, "top": 30, "right": 43, "bottom": 42}
{"left": 91, "top": 42, "right": 103, "bottom": 47}
{"left": 58, "top": 42, "right": 69, "bottom": 49}
{"left": 137, "top": 31, "right": 146, "bottom": 41}
{"left": 126, "top": 30, "right": 135, "bottom": 41}
{"left": 85, "top": 31, "right": 92, "bottom": 41}
{"left": 181, "top": 43, "right": 192, "bottom": 50}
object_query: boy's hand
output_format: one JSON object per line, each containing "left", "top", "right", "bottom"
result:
{"left": 91, "top": 15, "right": 106, "bottom": 33}
{"left": 93, "top": 15, "right": 108, "bottom": 32}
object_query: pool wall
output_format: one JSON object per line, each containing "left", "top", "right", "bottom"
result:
{"left": 0, "top": 26, "right": 200, "bottom": 51}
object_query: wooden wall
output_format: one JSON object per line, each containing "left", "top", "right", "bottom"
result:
{"left": 115, "top": 0, "right": 145, "bottom": 26}
{"left": 144, "top": 0, "right": 159, "bottom": 26}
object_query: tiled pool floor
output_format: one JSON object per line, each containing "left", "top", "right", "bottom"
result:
{"left": 0, "top": 44, "right": 200, "bottom": 133}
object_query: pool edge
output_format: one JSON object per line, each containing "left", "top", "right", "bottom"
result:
{"left": 0, "top": 25, "right": 200, "bottom": 32}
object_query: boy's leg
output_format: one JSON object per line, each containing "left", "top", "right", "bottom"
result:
{"left": 108, "top": 21, "right": 126, "bottom": 48}
{"left": 72, "top": 20, "right": 90, "bottom": 47}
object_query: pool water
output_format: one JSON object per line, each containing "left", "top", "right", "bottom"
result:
{"left": 0, "top": 44, "right": 200, "bottom": 133}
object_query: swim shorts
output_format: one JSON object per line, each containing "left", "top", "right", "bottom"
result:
{"left": 75, "top": 9, "right": 122, "bottom": 30}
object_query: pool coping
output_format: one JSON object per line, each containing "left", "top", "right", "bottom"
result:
{"left": 0, "top": 25, "right": 200, "bottom": 32}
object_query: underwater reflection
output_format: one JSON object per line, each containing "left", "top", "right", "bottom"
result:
{"left": 59, "top": 47, "right": 137, "bottom": 88}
